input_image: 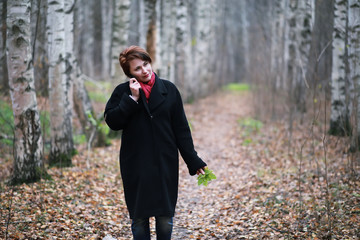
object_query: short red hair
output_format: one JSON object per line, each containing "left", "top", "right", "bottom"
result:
{"left": 119, "top": 45, "right": 152, "bottom": 78}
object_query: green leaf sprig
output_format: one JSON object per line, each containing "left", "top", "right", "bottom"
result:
{"left": 197, "top": 168, "right": 217, "bottom": 186}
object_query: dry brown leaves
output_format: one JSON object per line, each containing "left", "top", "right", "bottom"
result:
{"left": 1, "top": 90, "right": 359, "bottom": 239}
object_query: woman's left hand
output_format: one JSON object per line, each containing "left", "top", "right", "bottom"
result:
{"left": 196, "top": 167, "right": 205, "bottom": 175}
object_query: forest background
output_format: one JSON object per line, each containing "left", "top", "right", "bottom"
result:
{"left": 0, "top": 0, "right": 359, "bottom": 239}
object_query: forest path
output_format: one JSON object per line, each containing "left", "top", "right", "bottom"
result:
{"left": 173, "top": 90, "right": 256, "bottom": 239}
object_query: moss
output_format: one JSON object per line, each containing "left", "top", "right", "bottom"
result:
{"left": 48, "top": 152, "right": 74, "bottom": 168}
{"left": 8, "top": 166, "right": 51, "bottom": 186}
{"left": 328, "top": 117, "right": 352, "bottom": 137}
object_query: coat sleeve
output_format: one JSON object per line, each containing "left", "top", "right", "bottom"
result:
{"left": 104, "top": 84, "right": 141, "bottom": 131}
{"left": 171, "top": 86, "right": 207, "bottom": 175}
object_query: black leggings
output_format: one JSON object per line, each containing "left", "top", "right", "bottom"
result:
{"left": 131, "top": 216, "right": 173, "bottom": 240}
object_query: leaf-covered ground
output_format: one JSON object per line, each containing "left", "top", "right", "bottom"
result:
{"left": 1, "top": 90, "right": 359, "bottom": 239}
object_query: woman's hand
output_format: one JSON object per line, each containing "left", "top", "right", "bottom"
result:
{"left": 129, "top": 78, "right": 141, "bottom": 101}
{"left": 196, "top": 167, "right": 205, "bottom": 175}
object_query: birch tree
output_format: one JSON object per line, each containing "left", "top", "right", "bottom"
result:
{"left": 65, "top": 0, "right": 106, "bottom": 148}
{"left": 73, "top": 0, "right": 95, "bottom": 77}
{"left": 156, "top": 0, "right": 176, "bottom": 80}
{"left": 247, "top": 0, "right": 275, "bottom": 120}
{"left": 240, "top": 0, "right": 250, "bottom": 85}
{"left": 47, "top": 0, "right": 74, "bottom": 167}
{"left": 31, "top": 0, "right": 48, "bottom": 95}
{"left": 7, "top": 0, "right": 44, "bottom": 184}
{"left": 305, "top": 0, "right": 334, "bottom": 96}
{"left": 64, "top": 0, "right": 75, "bottom": 108}
{"left": 286, "top": 0, "right": 313, "bottom": 115}
{"left": 348, "top": 0, "right": 360, "bottom": 148}
{"left": 269, "top": 0, "right": 287, "bottom": 119}
{"left": 145, "top": 0, "right": 157, "bottom": 62}
{"left": 194, "top": 0, "right": 216, "bottom": 95}
{"left": 175, "top": 0, "right": 191, "bottom": 99}
{"left": 0, "top": 0, "right": 8, "bottom": 93}
{"left": 330, "top": 0, "right": 352, "bottom": 136}
{"left": 111, "top": 0, "right": 131, "bottom": 79}
{"left": 100, "top": 0, "right": 113, "bottom": 79}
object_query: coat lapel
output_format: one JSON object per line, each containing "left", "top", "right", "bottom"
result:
{"left": 139, "top": 89, "right": 152, "bottom": 117}
{"left": 148, "top": 75, "right": 167, "bottom": 112}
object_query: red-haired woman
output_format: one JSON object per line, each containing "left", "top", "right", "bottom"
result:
{"left": 104, "top": 45, "right": 207, "bottom": 240}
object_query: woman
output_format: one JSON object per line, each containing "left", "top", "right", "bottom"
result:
{"left": 104, "top": 45, "right": 207, "bottom": 240}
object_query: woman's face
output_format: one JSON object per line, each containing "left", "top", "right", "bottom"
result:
{"left": 129, "top": 58, "right": 153, "bottom": 83}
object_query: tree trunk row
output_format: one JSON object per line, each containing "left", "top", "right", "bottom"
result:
{"left": 2, "top": 0, "right": 360, "bottom": 184}
{"left": 245, "top": 0, "right": 359, "bottom": 149}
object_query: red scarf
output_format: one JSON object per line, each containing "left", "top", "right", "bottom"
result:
{"left": 139, "top": 72, "right": 155, "bottom": 102}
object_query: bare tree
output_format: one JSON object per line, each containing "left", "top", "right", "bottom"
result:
{"left": 329, "top": 0, "right": 352, "bottom": 137}
{"left": 156, "top": 0, "right": 176, "bottom": 80}
{"left": 47, "top": 0, "right": 74, "bottom": 167}
{"left": 0, "top": 0, "right": 9, "bottom": 93}
{"left": 348, "top": 0, "right": 360, "bottom": 150}
{"left": 74, "top": 0, "right": 96, "bottom": 77}
{"left": 110, "top": 0, "right": 131, "bottom": 79}
{"left": 305, "top": 0, "right": 334, "bottom": 97}
{"left": 100, "top": 0, "right": 113, "bottom": 79}
{"left": 174, "top": 0, "right": 191, "bottom": 99}
{"left": 145, "top": 0, "right": 157, "bottom": 62}
{"left": 269, "top": 0, "right": 287, "bottom": 119}
{"left": 286, "top": 0, "right": 313, "bottom": 116}
{"left": 7, "top": 0, "right": 44, "bottom": 184}
{"left": 31, "top": 0, "right": 48, "bottom": 96}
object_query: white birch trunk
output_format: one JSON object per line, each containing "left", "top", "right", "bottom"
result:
{"left": 240, "top": 0, "right": 250, "bottom": 83}
{"left": 330, "top": 0, "right": 351, "bottom": 136}
{"left": 282, "top": 0, "right": 290, "bottom": 92}
{"left": 47, "top": 0, "right": 74, "bottom": 166}
{"left": 305, "top": 0, "right": 334, "bottom": 97}
{"left": 7, "top": 0, "right": 44, "bottom": 184}
{"left": 175, "top": 0, "right": 191, "bottom": 99}
{"left": 156, "top": 0, "right": 176, "bottom": 81}
{"left": 144, "top": 0, "right": 157, "bottom": 63}
{"left": 31, "top": 0, "right": 48, "bottom": 94}
{"left": 79, "top": 0, "right": 95, "bottom": 77}
{"left": 270, "top": 0, "right": 286, "bottom": 118}
{"left": 69, "top": 0, "right": 105, "bottom": 147}
{"left": 138, "top": 0, "right": 146, "bottom": 48}
{"left": 111, "top": 0, "right": 131, "bottom": 79}
{"left": 101, "top": 0, "right": 113, "bottom": 78}
{"left": 297, "top": 0, "right": 313, "bottom": 113}
{"left": 213, "top": 0, "right": 227, "bottom": 86}
{"left": 194, "top": 0, "right": 216, "bottom": 96}
{"left": 286, "top": 0, "right": 299, "bottom": 99}
{"left": 64, "top": 0, "right": 75, "bottom": 120}
{"left": 282, "top": 0, "right": 312, "bottom": 116}
{"left": 0, "top": 0, "right": 8, "bottom": 91}
{"left": 348, "top": 0, "right": 360, "bottom": 145}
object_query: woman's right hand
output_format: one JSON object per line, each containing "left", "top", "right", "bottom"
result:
{"left": 129, "top": 78, "right": 141, "bottom": 101}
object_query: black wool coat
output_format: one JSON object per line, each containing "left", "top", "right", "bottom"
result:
{"left": 104, "top": 74, "right": 206, "bottom": 219}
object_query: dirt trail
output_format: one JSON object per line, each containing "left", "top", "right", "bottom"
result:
{"left": 173, "top": 90, "right": 254, "bottom": 239}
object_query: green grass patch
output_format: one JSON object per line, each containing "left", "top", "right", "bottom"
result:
{"left": 85, "top": 81, "right": 112, "bottom": 103}
{"left": 242, "top": 138, "right": 253, "bottom": 146}
{"left": 223, "top": 83, "right": 250, "bottom": 92}
{"left": 88, "top": 92, "right": 109, "bottom": 104}
{"left": 0, "top": 99, "right": 14, "bottom": 138}
{"left": 238, "top": 117, "right": 263, "bottom": 135}
{"left": 238, "top": 117, "right": 263, "bottom": 146}
{"left": 73, "top": 134, "right": 87, "bottom": 145}
{"left": 40, "top": 110, "right": 51, "bottom": 137}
